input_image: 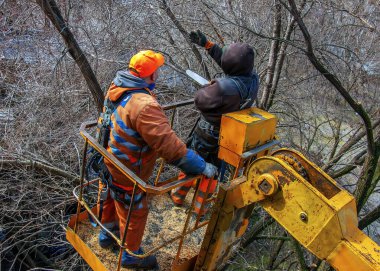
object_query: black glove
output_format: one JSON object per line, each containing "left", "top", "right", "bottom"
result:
{"left": 189, "top": 30, "right": 208, "bottom": 47}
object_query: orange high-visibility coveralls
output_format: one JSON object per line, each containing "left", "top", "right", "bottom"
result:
{"left": 98, "top": 83, "right": 189, "bottom": 251}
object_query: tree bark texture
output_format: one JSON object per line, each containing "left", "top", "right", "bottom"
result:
{"left": 260, "top": 1, "right": 281, "bottom": 110}
{"left": 36, "top": 0, "right": 104, "bottom": 112}
{"left": 261, "top": 0, "right": 306, "bottom": 110}
{"left": 267, "top": 0, "right": 306, "bottom": 110}
{"left": 355, "top": 134, "right": 380, "bottom": 211}
{"left": 359, "top": 204, "right": 380, "bottom": 230}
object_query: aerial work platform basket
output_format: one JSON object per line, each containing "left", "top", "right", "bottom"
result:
{"left": 66, "top": 99, "right": 215, "bottom": 271}
{"left": 66, "top": 102, "right": 380, "bottom": 271}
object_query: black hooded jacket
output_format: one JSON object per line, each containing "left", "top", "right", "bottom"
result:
{"left": 194, "top": 43, "right": 259, "bottom": 125}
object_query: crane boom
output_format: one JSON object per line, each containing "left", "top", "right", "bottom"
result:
{"left": 67, "top": 106, "right": 380, "bottom": 271}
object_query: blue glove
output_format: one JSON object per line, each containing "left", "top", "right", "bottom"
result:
{"left": 172, "top": 149, "right": 206, "bottom": 175}
{"left": 202, "top": 163, "right": 218, "bottom": 178}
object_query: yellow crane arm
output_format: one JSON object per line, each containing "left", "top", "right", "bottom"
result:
{"left": 195, "top": 149, "right": 380, "bottom": 271}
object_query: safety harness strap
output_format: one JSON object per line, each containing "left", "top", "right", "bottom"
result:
{"left": 92, "top": 88, "right": 150, "bottom": 226}
{"left": 229, "top": 73, "right": 258, "bottom": 109}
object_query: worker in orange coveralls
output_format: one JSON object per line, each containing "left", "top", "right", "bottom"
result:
{"left": 170, "top": 30, "right": 259, "bottom": 217}
{"left": 97, "top": 50, "right": 217, "bottom": 269}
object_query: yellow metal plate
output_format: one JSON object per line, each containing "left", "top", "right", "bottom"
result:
{"left": 219, "top": 107, "right": 277, "bottom": 155}
{"left": 66, "top": 207, "right": 111, "bottom": 271}
{"left": 66, "top": 227, "right": 109, "bottom": 271}
{"left": 327, "top": 230, "right": 380, "bottom": 271}
{"left": 197, "top": 149, "right": 380, "bottom": 271}
{"left": 218, "top": 146, "right": 241, "bottom": 168}
{"left": 224, "top": 176, "right": 265, "bottom": 209}
{"left": 249, "top": 157, "right": 344, "bottom": 258}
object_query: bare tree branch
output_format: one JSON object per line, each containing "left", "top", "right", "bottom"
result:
{"left": 242, "top": 215, "right": 275, "bottom": 248}
{"left": 1, "top": 159, "right": 78, "bottom": 180}
{"left": 35, "top": 0, "right": 104, "bottom": 112}
{"left": 359, "top": 204, "right": 380, "bottom": 230}
{"left": 330, "top": 149, "right": 366, "bottom": 179}
{"left": 286, "top": 0, "right": 379, "bottom": 212}
{"left": 290, "top": 237, "right": 308, "bottom": 271}
{"left": 260, "top": 1, "right": 282, "bottom": 110}
{"left": 266, "top": 230, "right": 287, "bottom": 269}
{"left": 323, "top": 119, "right": 380, "bottom": 172}
{"left": 159, "top": 0, "right": 211, "bottom": 79}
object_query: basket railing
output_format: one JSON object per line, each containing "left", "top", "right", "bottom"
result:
{"left": 73, "top": 98, "right": 210, "bottom": 271}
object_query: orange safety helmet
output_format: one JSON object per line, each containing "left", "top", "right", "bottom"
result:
{"left": 129, "top": 50, "right": 165, "bottom": 78}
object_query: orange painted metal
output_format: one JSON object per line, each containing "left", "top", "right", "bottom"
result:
{"left": 171, "top": 255, "right": 198, "bottom": 271}
{"left": 80, "top": 121, "right": 200, "bottom": 195}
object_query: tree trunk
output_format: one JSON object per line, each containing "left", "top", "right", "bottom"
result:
{"left": 36, "top": 0, "right": 104, "bottom": 112}
{"left": 260, "top": 1, "right": 281, "bottom": 110}
{"left": 359, "top": 204, "right": 380, "bottom": 230}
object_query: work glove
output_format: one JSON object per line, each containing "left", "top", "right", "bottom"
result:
{"left": 202, "top": 162, "right": 218, "bottom": 178}
{"left": 189, "top": 30, "right": 208, "bottom": 47}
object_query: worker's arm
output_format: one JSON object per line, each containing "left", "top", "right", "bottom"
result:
{"left": 207, "top": 44, "right": 223, "bottom": 68}
{"left": 135, "top": 102, "right": 217, "bottom": 177}
{"left": 189, "top": 30, "right": 223, "bottom": 68}
{"left": 195, "top": 81, "right": 225, "bottom": 112}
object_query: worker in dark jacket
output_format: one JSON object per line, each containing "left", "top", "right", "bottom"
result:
{"left": 171, "top": 30, "right": 259, "bottom": 215}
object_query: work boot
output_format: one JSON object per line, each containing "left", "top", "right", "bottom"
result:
{"left": 98, "top": 228, "right": 118, "bottom": 248}
{"left": 121, "top": 247, "right": 159, "bottom": 270}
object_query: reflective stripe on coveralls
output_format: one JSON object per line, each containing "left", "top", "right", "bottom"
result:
{"left": 107, "top": 89, "right": 153, "bottom": 176}
{"left": 97, "top": 88, "right": 151, "bottom": 251}
{"left": 171, "top": 172, "right": 217, "bottom": 215}
{"left": 95, "top": 89, "right": 149, "bottom": 224}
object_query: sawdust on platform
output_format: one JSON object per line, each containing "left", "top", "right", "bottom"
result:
{"left": 77, "top": 191, "right": 207, "bottom": 271}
